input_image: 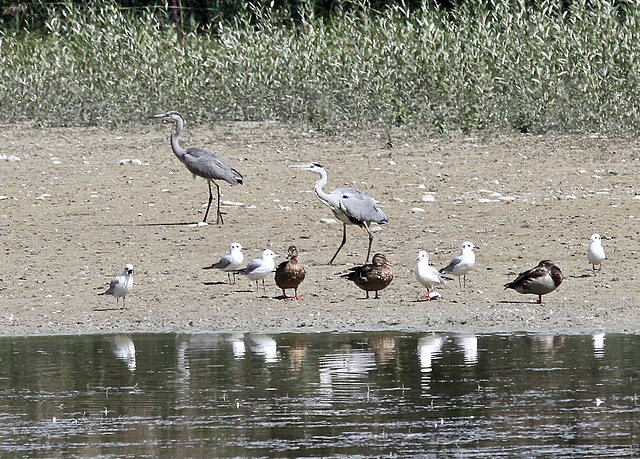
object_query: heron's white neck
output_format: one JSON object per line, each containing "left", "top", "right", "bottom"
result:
{"left": 312, "top": 168, "right": 333, "bottom": 205}
{"left": 170, "top": 118, "right": 188, "bottom": 159}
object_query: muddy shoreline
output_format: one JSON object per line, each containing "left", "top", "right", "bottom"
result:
{"left": 1, "top": 123, "right": 638, "bottom": 336}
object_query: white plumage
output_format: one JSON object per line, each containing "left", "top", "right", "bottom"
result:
{"left": 587, "top": 233, "right": 606, "bottom": 272}
{"left": 238, "top": 249, "right": 278, "bottom": 290}
{"left": 415, "top": 250, "right": 446, "bottom": 300}
{"left": 98, "top": 263, "right": 134, "bottom": 308}
{"left": 440, "top": 241, "right": 476, "bottom": 288}
{"left": 204, "top": 242, "right": 244, "bottom": 284}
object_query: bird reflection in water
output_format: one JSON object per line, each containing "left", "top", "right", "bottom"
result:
{"left": 107, "top": 335, "right": 136, "bottom": 372}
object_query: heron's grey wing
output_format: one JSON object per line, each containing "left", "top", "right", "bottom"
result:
{"left": 184, "top": 147, "right": 243, "bottom": 185}
{"left": 335, "top": 188, "right": 388, "bottom": 225}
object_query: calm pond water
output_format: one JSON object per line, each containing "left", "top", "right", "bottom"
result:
{"left": 0, "top": 331, "right": 638, "bottom": 457}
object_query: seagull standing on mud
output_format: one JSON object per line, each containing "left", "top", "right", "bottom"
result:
{"left": 503, "top": 260, "right": 564, "bottom": 304}
{"left": 98, "top": 263, "right": 134, "bottom": 308}
{"left": 440, "top": 241, "right": 476, "bottom": 288}
{"left": 415, "top": 250, "right": 447, "bottom": 301}
{"left": 289, "top": 162, "right": 388, "bottom": 265}
{"left": 151, "top": 111, "right": 243, "bottom": 224}
{"left": 203, "top": 242, "right": 244, "bottom": 284}
{"left": 237, "top": 249, "right": 278, "bottom": 291}
{"left": 587, "top": 233, "right": 606, "bottom": 272}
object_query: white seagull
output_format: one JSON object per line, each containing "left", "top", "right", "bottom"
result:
{"left": 415, "top": 250, "right": 447, "bottom": 301}
{"left": 587, "top": 233, "right": 606, "bottom": 272}
{"left": 98, "top": 263, "right": 134, "bottom": 308}
{"left": 440, "top": 241, "right": 476, "bottom": 288}
{"left": 203, "top": 242, "right": 244, "bottom": 284}
{"left": 237, "top": 249, "right": 278, "bottom": 291}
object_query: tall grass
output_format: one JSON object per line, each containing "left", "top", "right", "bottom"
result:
{"left": 1, "top": 0, "right": 639, "bottom": 134}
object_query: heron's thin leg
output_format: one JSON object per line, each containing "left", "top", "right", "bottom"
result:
{"left": 214, "top": 181, "right": 224, "bottom": 225}
{"left": 203, "top": 180, "right": 214, "bottom": 223}
{"left": 363, "top": 222, "right": 374, "bottom": 264}
{"left": 329, "top": 223, "right": 348, "bottom": 265}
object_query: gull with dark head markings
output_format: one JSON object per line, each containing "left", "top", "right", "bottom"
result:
{"left": 98, "top": 263, "right": 134, "bottom": 308}
{"left": 440, "top": 241, "right": 476, "bottom": 288}
{"left": 151, "top": 111, "right": 243, "bottom": 224}
{"left": 237, "top": 249, "right": 278, "bottom": 291}
{"left": 290, "top": 162, "right": 388, "bottom": 265}
{"left": 203, "top": 242, "right": 244, "bottom": 284}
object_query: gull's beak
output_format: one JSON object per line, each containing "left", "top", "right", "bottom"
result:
{"left": 289, "top": 164, "right": 307, "bottom": 169}
{"left": 149, "top": 113, "right": 166, "bottom": 119}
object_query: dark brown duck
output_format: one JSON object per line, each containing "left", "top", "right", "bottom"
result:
{"left": 274, "top": 246, "right": 306, "bottom": 300}
{"left": 341, "top": 253, "right": 393, "bottom": 299}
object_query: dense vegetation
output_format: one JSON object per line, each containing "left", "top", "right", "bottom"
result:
{"left": 1, "top": 0, "right": 639, "bottom": 134}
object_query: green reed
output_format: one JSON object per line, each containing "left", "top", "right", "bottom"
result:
{"left": 1, "top": 0, "right": 639, "bottom": 134}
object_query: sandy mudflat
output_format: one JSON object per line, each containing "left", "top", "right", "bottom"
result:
{"left": 0, "top": 122, "right": 639, "bottom": 336}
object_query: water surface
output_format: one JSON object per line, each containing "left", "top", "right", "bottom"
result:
{"left": 0, "top": 331, "right": 638, "bottom": 457}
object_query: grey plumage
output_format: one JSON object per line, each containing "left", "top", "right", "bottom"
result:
{"left": 290, "top": 162, "right": 388, "bottom": 265}
{"left": 203, "top": 242, "right": 244, "bottom": 284}
{"left": 98, "top": 263, "right": 134, "bottom": 308}
{"left": 151, "top": 111, "right": 243, "bottom": 224}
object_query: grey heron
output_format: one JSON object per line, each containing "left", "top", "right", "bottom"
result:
{"left": 151, "top": 111, "right": 243, "bottom": 224}
{"left": 290, "top": 162, "right": 388, "bottom": 265}
{"left": 98, "top": 263, "right": 134, "bottom": 308}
